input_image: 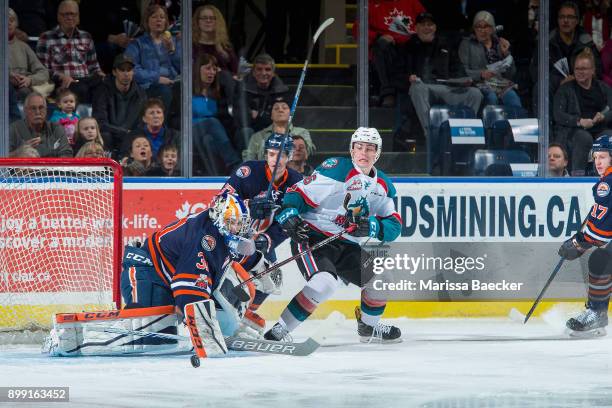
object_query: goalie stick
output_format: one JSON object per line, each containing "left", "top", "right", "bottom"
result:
{"left": 93, "top": 311, "right": 344, "bottom": 359}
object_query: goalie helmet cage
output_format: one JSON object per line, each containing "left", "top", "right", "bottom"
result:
{"left": 0, "top": 158, "right": 123, "bottom": 337}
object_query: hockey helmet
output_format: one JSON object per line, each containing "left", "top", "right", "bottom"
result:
{"left": 350, "top": 127, "right": 382, "bottom": 162}
{"left": 264, "top": 133, "right": 294, "bottom": 160}
{"left": 591, "top": 134, "right": 612, "bottom": 156}
{"left": 210, "top": 191, "right": 253, "bottom": 239}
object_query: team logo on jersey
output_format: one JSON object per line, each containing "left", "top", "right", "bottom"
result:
{"left": 597, "top": 182, "right": 610, "bottom": 197}
{"left": 321, "top": 158, "right": 338, "bottom": 169}
{"left": 201, "top": 235, "right": 216, "bottom": 251}
{"left": 346, "top": 178, "right": 363, "bottom": 191}
{"left": 194, "top": 274, "right": 209, "bottom": 290}
{"left": 235, "top": 166, "right": 251, "bottom": 178}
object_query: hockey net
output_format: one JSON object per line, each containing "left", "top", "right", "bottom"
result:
{"left": 0, "top": 158, "right": 122, "bottom": 342}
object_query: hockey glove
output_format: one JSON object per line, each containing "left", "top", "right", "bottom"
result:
{"left": 276, "top": 208, "right": 309, "bottom": 245}
{"left": 558, "top": 233, "right": 592, "bottom": 260}
{"left": 347, "top": 215, "right": 380, "bottom": 239}
{"left": 248, "top": 197, "right": 278, "bottom": 220}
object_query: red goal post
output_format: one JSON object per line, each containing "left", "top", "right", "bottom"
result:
{"left": 0, "top": 158, "right": 123, "bottom": 332}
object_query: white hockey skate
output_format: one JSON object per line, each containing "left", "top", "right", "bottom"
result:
{"left": 566, "top": 306, "right": 608, "bottom": 338}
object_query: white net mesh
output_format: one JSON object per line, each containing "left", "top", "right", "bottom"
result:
{"left": 0, "top": 159, "right": 121, "bottom": 335}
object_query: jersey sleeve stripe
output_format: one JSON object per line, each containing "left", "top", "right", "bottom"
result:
{"left": 174, "top": 289, "right": 210, "bottom": 298}
{"left": 174, "top": 273, "right": 205, "bottom": 280}
{"left": 378, "top": 212, "right": 402, "bottom": 224}
{"left": 585, "top": 220, "right": 612, "bottom": 237}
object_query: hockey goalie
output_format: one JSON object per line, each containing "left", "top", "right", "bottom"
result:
{"left": 43, "top": 192, "right": 278, "bottom": 358}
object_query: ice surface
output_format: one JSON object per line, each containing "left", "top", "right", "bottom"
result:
{"left": 1, "top": 317, "right": 611, "bottom": 408}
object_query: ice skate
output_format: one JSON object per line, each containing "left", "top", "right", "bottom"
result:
{"left": 264, "top": 322, "right": 293, "bottom": 342}
{"left": 566, "top": 306, "right": 608, "bottom": 338}
{"left": 355, "top": 307, "right": 402, "bottom": 344}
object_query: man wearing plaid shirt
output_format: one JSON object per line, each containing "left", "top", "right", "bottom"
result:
{"left": 36, "top": 0, "right": 104, "bottom": 103}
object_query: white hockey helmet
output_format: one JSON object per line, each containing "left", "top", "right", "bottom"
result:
{"left": 350, "top": 127, "right": 382, "bottom": 162}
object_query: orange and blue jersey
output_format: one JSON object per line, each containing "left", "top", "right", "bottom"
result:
{"left": 144, "top": 210, "right": 232, "bottom": 311}
{"left": 221, "top": 160, "right": 303, "bottom": 260}
{"left": 583, "top": 167, "right": 612, "bottom": 246}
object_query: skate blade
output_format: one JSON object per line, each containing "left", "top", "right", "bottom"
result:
{"left": 359, "top": 336, "right": 403, "bottom": 344}
{"left": 565, "top": 327, "right": 607, "bottom": 339}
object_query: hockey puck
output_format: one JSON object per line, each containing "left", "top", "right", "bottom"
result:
{"left": 190, "top": 354, "right": 200, "bottom": 368}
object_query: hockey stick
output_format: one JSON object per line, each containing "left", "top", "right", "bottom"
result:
{"left": 523, "top": 257, "right": 565, "bottom": 323}
{"left": 264, "top": 17, "right": 335, "bottom": 200}
{"left": 95, "top": 311, "right": 344, "bottom": 357}
{"left": 232, "top": 223, "right": 356, "bottom": 298}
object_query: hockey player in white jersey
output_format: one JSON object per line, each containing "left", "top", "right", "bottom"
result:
{"left": 265, "top": 127, "right": 403, "bottom": 343}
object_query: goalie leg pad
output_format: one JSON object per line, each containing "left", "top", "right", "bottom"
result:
{"left": 184, "top": 300, "right": 228, "bottom": 358}
{"left": 43, "top": 306, "right": 191, "bottom": 357}
{"left": 120, "top": 249, "right": 173, "bottom": 308}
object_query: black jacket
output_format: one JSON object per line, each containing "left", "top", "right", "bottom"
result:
{"left": 553, "top": 79, "right": 612, "bottom": 143}
{"left": 232, "top": 74, "right": 290, "bottom": 132}
{"left": 531, "top": 28, "right": 602, "bottom": 96}
{"left": 396, "top": 35, "right": 468, "bottom": 91}
{"left": 92, "top": 77, "right": 147, "bottom": 155}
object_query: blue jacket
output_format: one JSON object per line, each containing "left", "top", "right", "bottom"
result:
{"left": 125, "top": 32, "right": 181, "bottom": 89}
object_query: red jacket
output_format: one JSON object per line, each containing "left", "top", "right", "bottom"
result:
{"left": 352, "top": 0, "right": 425, "bottom": 48}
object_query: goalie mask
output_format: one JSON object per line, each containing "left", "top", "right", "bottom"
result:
{"left": 210, "top": 192, "right": 255, "bottom": 256}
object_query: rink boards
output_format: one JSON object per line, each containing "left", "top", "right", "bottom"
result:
{"left": 0, "top": 177, "right": 605, "bottom": 328}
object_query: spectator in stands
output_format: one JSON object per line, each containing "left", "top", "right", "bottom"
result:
{"left": 192, "top": 5, "right": 238, "bottom": 75}
{"left": 9, "top": 92, "right": 72, "bottom": 158}
{"left": 190, "top": 53, "right": 241, "bottom": 175}
{"left": 582, "top": 0, "right": 609, "bottom": 51}
{"left": 50, "top": 89, "right": 80, "bottom": 148}
{"left": 146, "top": 144, "right": 180, "bottom": 176}
{"left": 353, "top": 0, "right": 426, "bottom": 107}
{"left": 125, "top": 4, "right": 180, "bottom": 114}
{"left": 75, "top": 140, "right": 105, "bottom": 158}
{"left": 459, "top": 11, "right": 522, "bottom": 108}
{"left": 130, "top": 98, "right": 179, "bottom": 159}
{"left": 243, "top": 98, "right": 314, "bottom": 161}
{"left": 36, "top": 0, "right": 105, "bottom": 103}
{"left": 8, "top": 8, "right": 53, "bottom": 100}
{"left": 548, "top": 142, "right": 570, "bottom": 176}
{"left": 74, "top": 117, "right": 105, "bottom": 155}
{"left": 233, "top": 53, "right": 290, "bottom": 151}
{"left": 400, "top": 12, "right": 483, "bottom": 139}
{"left": 553, "top": 48, "right": 612, "bottom": 175}
{"left": 93, "top": 53, "right": 147, "bottom": 157}
{"left": 265, "top": 1, "right": 320, "bottom": 63}
{"left": 121, "top": 135, "right": 155, "bottom": 176}
{"left": 9, "top": 144, "right": 41, "bottom": 158}
{"left": 78, "top": 0, "right": 141, "bottom": 74}
{"left": 531, "top": 1, "right": 603, "bottom": 105}
{"left": 287, "top": 135, "right": 314, "bottom": 176}
{"left": 8, "top": 0, "right": 57, "bottom": 37}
